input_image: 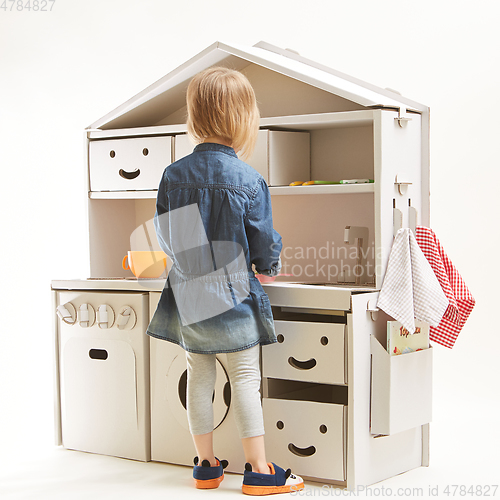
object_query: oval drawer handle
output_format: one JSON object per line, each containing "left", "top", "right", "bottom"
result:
{"left": 89, "top": 349, "right": 108, "bottom": 360}
{"left": 288, "top": 357, "right": 317, "bottom": 371}
{"left": 119, "top": 168, "right": 141, "bottom": 180}
{"left": 288, "top": 443, "right": 316, "bottom": 457}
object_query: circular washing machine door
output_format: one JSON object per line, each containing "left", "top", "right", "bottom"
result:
{"left": 165, "top": 354, "right": 231, "bottom": 431}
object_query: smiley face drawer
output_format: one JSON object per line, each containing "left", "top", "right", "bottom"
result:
{"left": 89, "top": 136, "right": 173, "bottom": 192}
{"left": 263, "top": 398, "right": 346, "bottom": 481}
{"left": 262, "top": 321, "right": 345, "bottom": 385}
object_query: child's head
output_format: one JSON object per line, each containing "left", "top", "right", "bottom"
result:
{"left": 186, "top": 67, "right": 260, "bottom": 161}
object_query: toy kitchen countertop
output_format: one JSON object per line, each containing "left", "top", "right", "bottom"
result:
{"left": 51, "top": 278, "right": 167, "bottom": 292}
{"left": 51, "top": 278, "right": 378, "bottom": 312}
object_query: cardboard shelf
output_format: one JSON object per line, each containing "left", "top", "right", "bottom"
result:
{"left": 87, "top": 123, "right": 187, "bottom": 140}
{"left": 265, "top": 378, "right": 348, "bottom": 405}
{"left": 89, "top": 190, "right": 157, "bottom": 199}
{"left": 269, "top": 183, "right": 375, "bottom": 195}
{"left": 89, "top": 182, "right": 375, "bottom": 198}
{"left": 260, "top": 110, "right": 375, "bottom": 130}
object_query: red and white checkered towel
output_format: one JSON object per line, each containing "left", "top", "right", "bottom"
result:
{"left": 415, "top": 226, "right": 475, "bottom": 348}
{"left": 377, "top": 228, "right": 448, "bottom": 335}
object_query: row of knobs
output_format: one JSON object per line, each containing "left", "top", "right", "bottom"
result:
{"left": 56, "top": 302, "right": 136, "bottom": 330}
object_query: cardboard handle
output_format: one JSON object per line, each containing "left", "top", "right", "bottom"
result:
{"left": 89, "top": 349, "right": 108, "bottom": 360}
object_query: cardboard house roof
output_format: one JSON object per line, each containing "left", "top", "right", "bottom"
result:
{"left": 89, "top": 41, "right": 427, "bottom": 131}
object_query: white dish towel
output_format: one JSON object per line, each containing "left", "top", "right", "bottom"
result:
{"left": 377, "top": 228, "right": 448, "bottom": 334}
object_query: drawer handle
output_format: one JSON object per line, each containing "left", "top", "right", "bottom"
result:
{"left": 119, "top": 168, "right": 141, "bottom": 180}
{"left": 89, "top": 349, "right": 108, "bottom": 360}
{"left": 288, "top": 357, "right": 317, "bottom": 370}
{"left": 288, "top": 443, "right": 316, "bottom": 457}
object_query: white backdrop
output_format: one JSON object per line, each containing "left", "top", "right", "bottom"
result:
{"left": 1, "top": 0, "right": 499, "bottom": 494}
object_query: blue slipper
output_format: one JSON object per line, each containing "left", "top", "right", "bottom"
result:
{"left": 193, "top": 456, "right": 228, "bottom": 489}
{"left": 242, "top": 462, "right": 304, "bottom": 495}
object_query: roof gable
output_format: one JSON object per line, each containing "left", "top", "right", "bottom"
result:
{"left": 89, "top": 41, "right": 426, "bottom": 130}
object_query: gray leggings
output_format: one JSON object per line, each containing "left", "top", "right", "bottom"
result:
{"left": 186, "top": 345, "right": 264, "bottom": 439}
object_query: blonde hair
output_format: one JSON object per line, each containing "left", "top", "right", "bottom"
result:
{"left": 186, "top": 67, "right": 260, "bottom": 161}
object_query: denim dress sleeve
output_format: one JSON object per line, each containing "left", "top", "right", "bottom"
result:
{"left": 245, "top": 178, "right": 283, "bottom": 277}
{"left": 153, "top": 173, "right": 174, "bottom": 260}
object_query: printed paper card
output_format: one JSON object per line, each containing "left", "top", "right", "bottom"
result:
{"left": 387, "top": 320, "right": 430, "bottom": 355}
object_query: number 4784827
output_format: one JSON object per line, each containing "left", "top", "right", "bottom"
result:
{"left": 1, "top": 0, "right": 56, "bottom": 11}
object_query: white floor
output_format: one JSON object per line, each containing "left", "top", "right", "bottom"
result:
{"left": 1, "top": 340, "right": 499, "bottom": 499}
{"left": 0, "top": 445, "right": 450, "bottom": 500}
{"left": 1, "top": 402, "right": 499, "bottom": 500}
{"left": 1, "top": 447, "right": 249, "bottom": 500}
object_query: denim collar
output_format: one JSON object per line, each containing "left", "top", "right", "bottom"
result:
{"left": 194, "top": 142, "right": 237, "bottom": 158}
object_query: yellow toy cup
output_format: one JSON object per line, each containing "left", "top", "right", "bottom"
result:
{"left": 122, "top": 250, "right": 169, "bottom": 278}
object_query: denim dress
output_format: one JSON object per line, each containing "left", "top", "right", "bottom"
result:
{"left": 146, "top": 142, "right": 283, "bottom": 354}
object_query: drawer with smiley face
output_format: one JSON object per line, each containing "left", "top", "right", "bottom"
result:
{"left": 89, "top": 136, "right": 173, "bottom": 192}
{"left": 262, "top": 320, "right": 346, "bottom": 385}
{"left": 263, "top": 398, "right": 346, "bottom": 482}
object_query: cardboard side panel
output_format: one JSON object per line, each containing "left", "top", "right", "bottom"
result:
{"left": 174, "top": 134, "right": 195, "bottom": 161}
{"left": 422, "top": 424, "right": 430, "bottom": 467}
{"left": 247, "top": 130, "right": 270, "bottom": 182}
{"left": 374, "top": 110, "right": 422, "bottom": 288}
{"left": 268, "top": 131, "right": 310, "bottom": 186}
{"left": 348, "top": 293, "right": 424, "bottom": 488}
{"left": 52, "top": 290, "right": 62, "bottom": 446}
{"left": 370, "top": 335, "right": 391, "bottom": 435}
{"left": 89, "top": 198, "right": 157, "bottom": 278}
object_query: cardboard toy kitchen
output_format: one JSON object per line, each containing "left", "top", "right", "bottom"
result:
{"left": 52, "top": 41, "right": 433, "bottom": 488}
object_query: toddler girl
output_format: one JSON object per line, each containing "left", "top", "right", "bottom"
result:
{"left": 147, "top": 66, "right": 304, "bottom": 495}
